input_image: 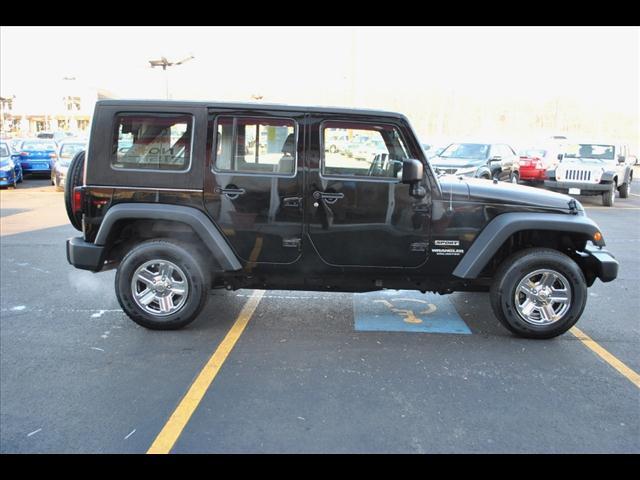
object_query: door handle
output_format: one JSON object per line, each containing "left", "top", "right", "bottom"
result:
{"left": 313, "top": 191, "right": 344, "bottom": 205}
{"left": 215, "top": 187, "right": 246, "bottom": 199}
{"left": 283, "top": 196, "right": 301, "bottom": 207}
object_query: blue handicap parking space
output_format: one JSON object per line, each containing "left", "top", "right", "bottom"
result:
{"left": 353, "top": 290, "right": 472, "bottom": 335}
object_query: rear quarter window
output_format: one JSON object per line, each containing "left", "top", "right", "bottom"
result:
{"left": 111, "top": 113, "right": 193, "bottom": 171}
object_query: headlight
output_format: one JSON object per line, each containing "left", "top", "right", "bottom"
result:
{"left": 0, "top": 163, "right": 14, "bottom": 172}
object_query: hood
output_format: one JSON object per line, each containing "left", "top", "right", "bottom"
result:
{"left": 430, "top": 156, "right": 486, "bottom": 169}
{"left": 440, "top": 177, "right": 578, "bottom": 212}
{"left": 561, "top": 157, "right": 614, "bottom": 166}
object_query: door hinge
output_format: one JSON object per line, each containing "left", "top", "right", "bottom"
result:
{"left": 410, "top": 242, "right": 428, "bottom": 252}
{"left": 283, "top": 238, "right": 302, "bottom": 249}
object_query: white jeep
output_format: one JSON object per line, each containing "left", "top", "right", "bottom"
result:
{"left": 544, "top": 142, "right": 633, "bottom": 206}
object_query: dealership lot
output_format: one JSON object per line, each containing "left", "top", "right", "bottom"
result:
{"left": 1, "top": 178, "right": 639, "bottom": 453}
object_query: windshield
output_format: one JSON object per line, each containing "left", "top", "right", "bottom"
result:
{"left": 564, "top": 144, "right": 615, "bottom": 161}
{"left": 0, "top": 144, "right": 9, "bottom": 157}
{"left": 21, "top": 141, "right": 56, "bottom": 151}
{"left": 439, "top": 143, "right": 489, "bottom": 160}
{"left": 60, "top": 143, "right": 86, "bottom": 158}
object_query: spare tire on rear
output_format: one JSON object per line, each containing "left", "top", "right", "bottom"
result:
{"left": 64, "top": 150, "right": 86, "bottom": 231}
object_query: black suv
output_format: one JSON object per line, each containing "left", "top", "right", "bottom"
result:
{"left": 430, "top": 142, "right": 520, "bottom": 183}
{"left": 65, "top": 100, "right": 618, "bottom": 339}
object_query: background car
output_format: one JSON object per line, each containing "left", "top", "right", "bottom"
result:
{"left": 37, "top": 131, "right": 74, "bottom": 143}
{"left": 545, "top": 141, "right": 633, "bottom": 206}
{"left": 517, "top": 145, "right": 564, "bottom": 184}
{"left": 430, "top": 142, "right": 519, "bottom": 182}
{"left": 0, "top": 141, "right": 23, "bottom": 188}
{"left": 51, "top": 139, "right": 87, "bottom": 191}
{"left": 351, "top": 138, "right": 387, "bottom": 160}
{"left": 16, "top": 139, "right": 58, "bottom": 177}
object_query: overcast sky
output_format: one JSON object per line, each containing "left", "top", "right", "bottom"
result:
{"left": 1, "top": 26, "right": 638, "bottom": 120}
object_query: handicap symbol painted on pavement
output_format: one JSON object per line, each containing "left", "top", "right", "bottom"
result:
{"left": 353, "top": 290, "right": 472, "bottom": 334}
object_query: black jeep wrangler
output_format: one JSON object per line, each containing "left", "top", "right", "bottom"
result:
{"left": 65, "top": 100, "right": 618, "bottom": 339}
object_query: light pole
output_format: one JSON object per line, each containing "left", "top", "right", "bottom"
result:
{"left": 148, "top": 55, "right": 195, "bottom": 99}
{"left": 63, "top": 76, "right": 76, "bottom": 133}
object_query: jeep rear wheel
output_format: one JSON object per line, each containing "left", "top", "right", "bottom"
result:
{"left": 490, "top": 248, "right": 587, "bottom": 339}
{"left": 64, "top": 150, "right": 85, "bottom": 230}
{"left": 115, "top": 239, "right": 210, "bottom": 330}
{"left": 602, "top": 182, "right": 615, "bottom": 207}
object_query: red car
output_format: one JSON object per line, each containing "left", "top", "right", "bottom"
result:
{"left": 518, "top": 146, "right": 563, "bottom": 183}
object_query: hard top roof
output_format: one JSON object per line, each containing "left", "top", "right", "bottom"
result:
{"left": 96, "top": 99, "right": 409, "bottom": 120}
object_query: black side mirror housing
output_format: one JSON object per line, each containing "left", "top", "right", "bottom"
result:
{"left": 557, "top": 153, "right": 564, "bottom": 161}
{"left": 618, "top": 155, "right": 625, "bottom": 163}
{"left": 402, "top": 158, "right": 423, "bottom": 184}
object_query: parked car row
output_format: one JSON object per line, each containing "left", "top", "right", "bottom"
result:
{"left": 423, "top": 138, "right": 635, "bottom": 207}
{"left": 0, "top": 137, "right": 87, "bottom": 190}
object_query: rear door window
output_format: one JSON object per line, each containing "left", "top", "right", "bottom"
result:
{"left": 214, "top": 116, "right": 297, "bottom": 176}
{"left": 112, "top": 113, "right": 193, "bottom": 171}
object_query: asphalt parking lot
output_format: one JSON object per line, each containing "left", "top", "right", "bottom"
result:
{"left": 1, "top": 176, "right": 639, "bottom": 453}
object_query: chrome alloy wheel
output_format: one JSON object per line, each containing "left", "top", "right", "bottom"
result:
{"left": 514, "top": 269, "right": 572, "bottom": 325}
{"left": 131, "top": 259, "right": 189, "bottom": 316}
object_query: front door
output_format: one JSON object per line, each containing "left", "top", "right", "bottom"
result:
{"left": 305, "top": 117, "right": 430, "bottom": 268}
{"left": 204, "top": 110, "right": 305, "bottom": 264}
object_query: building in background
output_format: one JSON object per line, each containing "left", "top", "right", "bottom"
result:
{"left": 0, "top": 78, "right": 116, "bottom": 137}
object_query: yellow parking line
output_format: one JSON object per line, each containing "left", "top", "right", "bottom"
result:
{"left": 570, "top": 326, "right": 640, "bottom": 389}
{"left": 147, "top": 290, "right": 265, "bottom": 454}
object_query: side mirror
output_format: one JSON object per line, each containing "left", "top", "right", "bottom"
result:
{"left": 557, "top": 153, "right": 564, "bottom": 161}
{"left": 618, "top": 155, "right": 625, "bottom": 163}
{"left": 401, "top": 158, "right": 423, "bottom": 184}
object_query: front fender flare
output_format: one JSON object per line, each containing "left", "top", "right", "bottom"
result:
{"left": 95, "top": 203, "right": 242, "bottom": 271}
{"left": 452, "top": 212, "right": 605, "bottom": 279}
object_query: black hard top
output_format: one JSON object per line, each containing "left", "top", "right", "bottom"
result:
{"left": 95, "top": 99, "right": 409, "bottom": 120}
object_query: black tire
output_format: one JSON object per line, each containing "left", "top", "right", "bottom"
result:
{"left": 115, "top": 239, "right": 210, "bottom": 330}
{"left": 64, "top": 150, "right": 85, "bottom": 231}
{"left": 618, "top": 180, "right": 630, "bottom": 199}
{"left": 490, "top": 248, "right": 588, "bottom": 339}
{"left": 602, "top": 182, "right": 615, "bottom": 207}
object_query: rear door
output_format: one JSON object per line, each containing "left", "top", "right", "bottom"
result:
{"left": 204, "top": 109, "right": 305, "bottom": 264}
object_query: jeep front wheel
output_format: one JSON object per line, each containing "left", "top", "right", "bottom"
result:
{"left": 618, "top": 181, "right": 630, "bottom": 199}
{"left": 115, "top": 239, "right": 210, "bottom": 330}
{"left": 602, "top": 182, "right": 615, "bottom": 207}
{"left": 490, "top": 248, "right": 587, "bottom": 339}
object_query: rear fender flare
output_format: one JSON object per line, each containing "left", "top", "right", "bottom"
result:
{"left": 94, "top": 203, "right": 242, "bottom": 271}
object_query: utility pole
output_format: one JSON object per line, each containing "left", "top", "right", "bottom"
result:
{"left": 148, "top": 55, "right": 195, "bottom": 100}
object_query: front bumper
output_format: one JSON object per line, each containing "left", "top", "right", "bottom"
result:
{"left": 0, "top": 170, "right": 16, "bottom": 185}
{"left": 576, "top": 245, "right": 619, "bottom": 284}
{"left": 67, "top": 237, "right": 106, "bottom": 272}
{"left": 544, "top": 180, "right": 611, "bottom": 194}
